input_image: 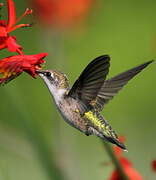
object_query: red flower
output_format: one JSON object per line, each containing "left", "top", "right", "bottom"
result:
{"left": 114, "top": 136, "right": 126, "bottom": 158}
{"left": 108, "top": 137, "right": 144, "bottom": 180}
{"left": 0, "top": 53, "right": 47, "bottom": 84}
{"left": 151, "top": 160, "right": 156, "bottom": 172}
{"left": 0, "top": 35, "right": 22, "bottom": 54}
{"left": 109, "top": 158, "right": 143, "bottom": 180}
{"left": 0, "top": 0, "right": 32, "bottom": 54}
{"left": 31, "top": 0, "right": 94, "bottom": 27}
{"left": 31, "top": 0, "right": 54, "bottom": 26}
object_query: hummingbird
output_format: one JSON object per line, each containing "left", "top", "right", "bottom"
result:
{"left": 37, "top": 55, "right": 153, "bottom": 150}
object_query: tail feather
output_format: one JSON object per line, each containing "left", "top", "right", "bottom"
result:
{"left": 102, "top": 135, "right": 127, "bottom": 151}
{"left": 85, "top": 111, "right": 127, "bottom": 150}
{"left": 88, "top": 126, "right": 127, "bottom": 150}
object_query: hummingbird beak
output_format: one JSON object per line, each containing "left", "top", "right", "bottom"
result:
{"left": 36, "top": 70, "right": 46, "bottom": 74}
{"left": 36, "top": 70, "right": 47, "bottom": 76}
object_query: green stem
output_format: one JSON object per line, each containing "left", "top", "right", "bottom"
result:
{"left": 102, "top": 140, "right": 129, "bottom": 180}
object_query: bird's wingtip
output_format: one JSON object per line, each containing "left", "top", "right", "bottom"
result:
{"left": 147, "top": 59, "right": 154, "bottom": 65}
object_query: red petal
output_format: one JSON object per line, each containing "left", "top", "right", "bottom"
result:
{"left": 55, "top": 0, "right": 93, "bottom": 27}
{"left": 125, "top": 166, "right": 144, "bottom": 180}
{"left": 108, "top": 166, "right": 144, "bottom": 180}
{"left": 0, "top": 3, "right": 3, "bottom": 8}
{"left": 0, "top": 27, "right": 7, "bottom": 37}
{"left": 151, "top": 160, "right": 156, "bottom": 172}
{"left": 0, "top": 37, "right": 7, "bottom": 50}
{"left": 6, "top": 36, "right": 22, "bottom": 53}
{"left": 108, "top": 135, "right": 144, "bottom": 180}
{"left": 31, "top": 0, "right": 93, "bottom": 27}
{"left": 7, "top": 0, "right": 16, "bottom": 29}
{"left": 108, "top": 157, "right": 143, "bottom": 180}
{"left": 0, "top": 20, "right": 7, "bottom": 27}
{"left": 0, "top": 53, "right": 47, "bottom": 84}
{"left": 0, "top": 43, "right": 6, "bottom": 50}
{"left": 120, "top": 157, "right": 132, "bottom": 168}
{"left": 108, "top": 170, "right": 120, "bottom": 180}
{"left": 30, "top": 53, "right": 48, "bottom": 63}
{"left": 21, "top": 53, "right": 47, "bottom": 76}
{"left": 114, "top": 136, "right": 126, "bottom": 158}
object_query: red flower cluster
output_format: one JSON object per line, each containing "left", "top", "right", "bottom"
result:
{"left": 0, "top": 0, "right": 47, "bottom": 85}
{"left": 0, "top": 53, "right": 47, "bottom": 84}
{"left": 0, "top": 0, "right": 32, "bottom": 54}
{"left": 108, "top": 137, "right": 144, "bottom": 180}
{"left": 31, "top": 0, "right": 94, "bottom": 27}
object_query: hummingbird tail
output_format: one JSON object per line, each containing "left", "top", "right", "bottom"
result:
{"left": 102, "top": 135, "right": 127, "bottom": 151}
{"left": 88, "top": 126, "right": 127, "bottom": 150}
{"left": 85, "top": 111, "right": 127, "bottom": 150}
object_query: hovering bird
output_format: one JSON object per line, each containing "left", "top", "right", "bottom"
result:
{"left": 37, "top": 55, "right": 153, "bottom": 150}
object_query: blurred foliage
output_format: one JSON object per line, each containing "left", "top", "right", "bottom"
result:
{"left": 0, "top": 0, "right": 156, "bottom": 180}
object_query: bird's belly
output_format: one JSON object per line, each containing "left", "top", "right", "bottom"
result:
{"left": 57, "top": 103, "right": 87, "bottom": 134}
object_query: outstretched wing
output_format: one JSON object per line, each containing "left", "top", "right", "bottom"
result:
{"left": 68, "top": 55, "right": 110, "bottom": 108}
{"left": 91, "top": 60, "right": 153, "bottom": 111}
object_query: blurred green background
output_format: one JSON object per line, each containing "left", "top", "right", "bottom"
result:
{"left": 0, "top": 0, "right": 156, "bottom": 179}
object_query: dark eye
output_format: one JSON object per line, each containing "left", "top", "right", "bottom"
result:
{"left": 46, "top": 72, "right": 51, "bottom": 77}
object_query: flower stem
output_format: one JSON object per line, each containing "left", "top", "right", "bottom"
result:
{"left": 102, "top": 140, "right": 129, "bottom": 180}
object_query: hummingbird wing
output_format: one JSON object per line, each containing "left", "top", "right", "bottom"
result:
{"left": 91, "top": 60, "right": 153, "bottom": 111}
{"left": 68, "top": 55, "right": 110, "bottom": 110}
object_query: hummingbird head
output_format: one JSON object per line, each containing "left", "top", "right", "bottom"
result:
{"left": 37, "top": 70, "right": 69, "bottom": 102}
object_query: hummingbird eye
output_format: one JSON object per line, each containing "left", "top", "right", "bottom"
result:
{"left": 46, "top": 72, "right": 52, "bottom": 77}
